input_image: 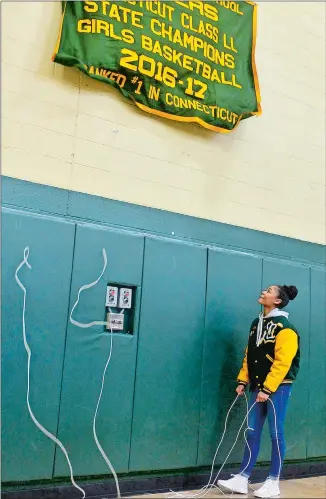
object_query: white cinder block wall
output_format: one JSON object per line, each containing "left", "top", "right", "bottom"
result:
{"left": 2, "top": 2, "right": 325, "bottom": 244}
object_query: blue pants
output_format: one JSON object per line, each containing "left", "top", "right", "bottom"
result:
{"left": 239, "top": 384, "right": 292, "bottom": 479}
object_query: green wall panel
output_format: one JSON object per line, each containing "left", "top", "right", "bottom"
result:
{"left": 197, "top": 249, "right": 263, "bottom": 467}
{"left": 129, "top": 237, "right": 207, "bottom": 471}
{"left": 261, "top": 259, "right": 310, "bottom": 461}
{"left": 1, "top": 208, "right": 75, "bottom": 481}
{"left": 308, "top": 268, "right": 326, "bottom": 457}
{"left": 54, "top": 224, "right": 144, "bottom": 477}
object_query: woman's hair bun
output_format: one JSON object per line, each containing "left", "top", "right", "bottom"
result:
{"left": 283, "top": 285, "right": 298, "bottom": 301}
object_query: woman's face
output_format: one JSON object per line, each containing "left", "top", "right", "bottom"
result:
{"left": 258, "top": 285, "right": 282, "bottom": 308}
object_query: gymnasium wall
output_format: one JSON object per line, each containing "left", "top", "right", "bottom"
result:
{"left": 2, "top": 176, "right": 325, "bottom": 484}
{"left": 2, "top": 1, "right": 325, "bottom": 244}
{"left": 1, "top": 0, "right": 326, "bottom": 489}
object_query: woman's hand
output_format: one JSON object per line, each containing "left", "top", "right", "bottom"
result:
{"left": 236, "top": 384, "right": 245, "bottom": 396}
{"left": 256, "top": 391, "right": 269, "bottom": 403}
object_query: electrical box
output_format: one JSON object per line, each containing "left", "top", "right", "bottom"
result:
{"left": 105, "top": 283, "right": 137, "bottom": 335}
{"left": 107, "top": 312, "right": 124, "bottom": 331}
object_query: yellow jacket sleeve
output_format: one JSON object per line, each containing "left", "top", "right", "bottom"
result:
{"left": 237, "top": 347, "right": 249, "bottom": 384}
{"left": 264, "top": 329, "right": 298, "bottom": 393}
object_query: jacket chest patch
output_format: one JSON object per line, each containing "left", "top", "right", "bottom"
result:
{"left": 263, "top": 322, "right": 278, "bottom": 343}
{"left": 255, "top": 322, "right": 279, "bottom": 346}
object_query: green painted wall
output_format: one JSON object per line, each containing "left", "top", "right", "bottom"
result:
{"left": 2, "top": 177, "right": 325, "bottom": 484}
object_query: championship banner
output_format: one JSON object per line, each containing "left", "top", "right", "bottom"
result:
{"left": 53, "top": 1, "right": 261, "bottom": 133}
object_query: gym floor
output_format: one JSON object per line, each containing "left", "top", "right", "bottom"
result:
{"left": 131, "top": 475, "right": 326, "bottom": 498}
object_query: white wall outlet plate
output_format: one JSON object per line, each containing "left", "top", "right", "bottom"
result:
{"left": 106, "top": 286, "right": 118, "bottom": 307}
{"left": 119, "top": 288, "right": 132, "bottom": 309}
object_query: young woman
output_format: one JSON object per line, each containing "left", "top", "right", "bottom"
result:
{"left": 218, "top": 284, "right": 299, "bottom": 499}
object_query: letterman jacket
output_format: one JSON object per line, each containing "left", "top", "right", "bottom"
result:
{"left": 237, "top": 309, "right": 300, "bottom": 394}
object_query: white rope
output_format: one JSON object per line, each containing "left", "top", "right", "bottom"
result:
{"left": 69, "top": 248, "right": 109, "bottom": 329}
{"left": 166, "top": 396, "right": 241, "bottom": 499}
{"left": 166, "top": 395, "right": 256, "bottom": 499}
{"left": 166, "top": 391, "right": 282, "bottom": 499}
{"left": 15, "top": 247, "right": 86, "bottom": 499}
{"left": 92, "top": 326, "right": 121, "bottom": 498}
{"left": 196, "top": 401, "right": 258, "bottom": 498}
{"left": 69, "top": 248, "right": 121, "bottom": 498}
{"left": 207, "top": 395, "right": 240, "bottom": 486}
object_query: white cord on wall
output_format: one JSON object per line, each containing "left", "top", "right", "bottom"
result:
{"left": 69, "top": 248, "right": 121, "bottom": 498}
{"left": 15, "top": 247, "right": 86, "bottom": 499}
